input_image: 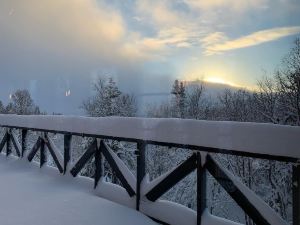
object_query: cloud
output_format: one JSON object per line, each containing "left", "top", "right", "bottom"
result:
{"left": 183, "top": 0, "right": 269, "bottom": 12}
{"left": 200, "top": 32, "right": 228, "bottom": 48}
{"left": 133, "top": 0, "right": 206, "bottom": 55}
{"left": 202, "top": 26, "right": 300, "bottom": 55}
{"left": 0, "top": 0, "right": 154, "bottom": 114}
{"left": 0, "top": 0, "right": 148, "bottom": 77}
{"left": 136, "top": 0, "right": 180, "bottom": 27}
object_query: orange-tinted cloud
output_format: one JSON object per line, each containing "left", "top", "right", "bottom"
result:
{"left": 202, "top": 26, "right": 300, "bottom": 55}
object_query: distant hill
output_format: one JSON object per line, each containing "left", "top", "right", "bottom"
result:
{"left": 136, "top": 80, "right": 243, "bottom": 115}
{"left": 187, "top": 80, "right": 241, "bottom": 98}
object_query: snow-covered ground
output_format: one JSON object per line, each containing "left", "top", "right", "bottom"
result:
{"left": 0, "top": 154, "right": 157, "bottom": 225}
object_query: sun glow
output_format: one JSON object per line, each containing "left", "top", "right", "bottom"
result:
{"left": 204, "top": 77, "right": 236, "bottom": 86}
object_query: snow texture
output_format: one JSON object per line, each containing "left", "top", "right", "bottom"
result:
{"left": 0, "top": 152, "right": 258, "bottom": 225}
{"left": 0, "top": 154, "right": 156, "bottom": 225}
{"left": 0, "top": 114, "right": 299, "bottom": 159}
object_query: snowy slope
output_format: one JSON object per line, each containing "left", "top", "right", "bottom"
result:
{"left": 0, "top": 154, "right": 156, "bottom": 225}
{"left": 0, "top": 114, "right": 299, "bottom": 159}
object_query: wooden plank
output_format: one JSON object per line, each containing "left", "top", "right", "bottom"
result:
{"left": 0, "top": 132, "right": 8, "bottom": 153}
{"left": 100, "top": 140, "right": 136, "bottom": 197}
{"left": 21, "top": 130, "right": 28, "bottom": 157}
{"left": 70, "top": 139, "right": 97, "bottom": 177}
{"left": 205, "top": 154, "right": 271, "bottom": 225}
{"left": 40, "top": 137, "right": 46, "bottom": 168}
{"left": 293, "top": 165, "right": 300, "bottom": 225}
{"left": 146, "top": 154, "right": 197, "bottom": 202}
{"left": 6, "top": 132, "right": 11, "bottom": 156}
{"left": 11, "top": 132, "right": 21, "bottom": 157}
{"left": 27, "top": 137, "right": 42, "bottom": 162}
{"left": 1, "top": 125, "right": 296, "bottom": 163}
{"left": 44, "top": 135, "right": 63, "bottom": 173}
{"left": 136, "top": 141, "right": 146, "bottom": 210}
{"left": 197, "top": 152, "right": 206, "bottom": 225}
{"left": 94, "top": 140, "right": 102, "bottom": 189}
{"left": 64, "top": 134, "right": 72, "bottom": 174}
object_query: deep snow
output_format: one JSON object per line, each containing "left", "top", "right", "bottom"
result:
{"left": 0, "top": 154, "right": 156, "bottom": 225}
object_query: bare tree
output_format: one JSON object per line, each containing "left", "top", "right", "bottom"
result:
{"left": 218, "top": 89, "right": 257, "bottom": 122}
{"left": 186, "top": 82, "right": 205, "bottom": 119}
{"left": 275, "top": 38, "right": 300, "bottom": 125}
{"left": 253, "top": 76, "right": 280, "bottom": 123}
{"left": 7, "top": 89, "right": 40, "bottom": 115}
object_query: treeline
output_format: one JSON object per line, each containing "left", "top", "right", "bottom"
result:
{"left": 79, "top": 38, "right": 300, "bottom": 128}
{"left": 148, "top": 39, "right": 300, "bottom": 126}
{"left": 0, "top": 89, "right": 41, "bottom": 115}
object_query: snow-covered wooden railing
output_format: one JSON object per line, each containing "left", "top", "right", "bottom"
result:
{"left": 0, "top": 114, "right": 299, "bottom": 225}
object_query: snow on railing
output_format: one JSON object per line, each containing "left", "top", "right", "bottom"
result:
{"left": 0, "top": 114, "right": 299, "bottom": 225}
{"left": 0, "top": 114, "right": 299, "bottom": 160}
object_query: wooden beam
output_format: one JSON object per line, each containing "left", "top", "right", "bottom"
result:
{"left": 27, "top": 137, "right": 42, "bottom": 162}
{"left": 21, "top": 130, "right": 28, "bottom": 157}
{"left": 40, "top": 136, "right": 46, "bottom": 168}
{"left": 100, "top": 140, "right": 135, "bottom": 197}
{"left": 70, "top": 139, "right": 97, "bottom": 177}
{"left": 146, "top": 154, "right": 197, "bottom": 202}
{"left": 0, "top": 132, "right": 8, "bottom": 153}
{"left": 197, "top": 152, "right": 206, "bottom": 225}
{"left": 293, "top": 164, "right": 300, "bottom": 225}
{"left": 205, "top": 154, "right": 271, "bottom": 225}
{"left": 1, "top": 125, "right": 297, "bottom": 163}
{"left": 6, "top": 132, "right": 11, "bottom": 156}
{"left": 136, "top": 141, "right": 146, "bottom": 210}
{"left": 94, "top": 140, "right": 102, "bottom": 189}
{"left": 44, "top": 135, "right": 63, "bottom": 173}
{"left": 64, "top": 134, "right": 72, "bottom": 174}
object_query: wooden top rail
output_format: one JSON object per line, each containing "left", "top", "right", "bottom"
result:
{"left": 0, "top": 114, "right": 299, "bottom": 162}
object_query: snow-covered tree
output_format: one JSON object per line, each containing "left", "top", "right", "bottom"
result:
{"left": 171, "top": 80, "right": 186, "bottom": 118}
{"left": 79, "top": 77, "right": 137, "bottom": 181}
{"left": 218, "top": 89, "right": 259, "bottom": 122}
{"left": 0, "top": 101, "right": 5, "bottom": 113}
{"left": 82, "top": 77, "right": 136, "bottom": 117}
{"left": 186, "top": 82, "right": 205, "bottom": 119}
{"left": 275, "top": 38, "right": 300, "bottom": 125}
{"left": 253, "top": 76, "right": 281, "bottom": 124}
{"left": 6, "top": 89, "right": 40, "bottom": 115}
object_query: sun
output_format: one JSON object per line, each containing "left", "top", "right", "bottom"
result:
{"left": 203, "top": 76, "right": 237, "bottom": 87}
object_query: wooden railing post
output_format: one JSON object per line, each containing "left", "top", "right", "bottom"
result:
{"left": 6, "top": 130, "right": 11, "bottom": 156}
{"left": 64, "top": 134, "right": 72, "bottom": 174}
{"left": 136, "top": 141, "right": 146, "bottom": 211}
{"left": 197, "top": 152, "right": 206, "bottom": 225}
{"left": 21, "top": 129, "right": 28, "bottom": 157}
{"left": 94, "top": 139, "right": 102, "bottom": 189}
{"left": 40, "top": 133, "right": 46, "bottom": 168}
{"left": 293, "top": 164, "right": 300, "bottom": 225}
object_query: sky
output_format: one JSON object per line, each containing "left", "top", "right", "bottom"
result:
{"left": 0, "top": 0, "right": 300, "bottom": 114}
